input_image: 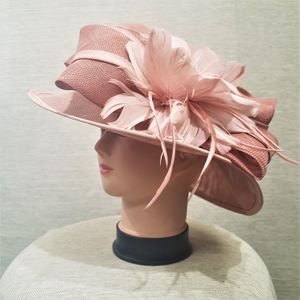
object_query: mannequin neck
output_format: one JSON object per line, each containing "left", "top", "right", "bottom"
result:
{"left": 118, "top": 186, "right": 190, "bottom": 238}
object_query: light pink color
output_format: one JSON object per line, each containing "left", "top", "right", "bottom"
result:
{"left": 27, "top": 23, "right": 300, "bottom": 216}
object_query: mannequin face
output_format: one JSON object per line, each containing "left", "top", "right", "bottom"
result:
{"left": 94, "top": 129, "right": 171, "bottom": 202}
{"left": 94, "top": 129, "right": 201, "bottom": 203}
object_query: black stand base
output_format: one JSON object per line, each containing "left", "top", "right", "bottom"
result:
{"left": 112, "top": 221, "right": 193, "bottom": 266}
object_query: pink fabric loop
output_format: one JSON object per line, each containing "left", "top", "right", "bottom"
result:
{"left": 238, "top": 86, "right": 276, "bottom": 127}
{"left": 224, "top": 129, "right": 278, "bottom": 180}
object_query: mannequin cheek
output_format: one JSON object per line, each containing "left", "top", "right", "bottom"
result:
{"left": 122, "top": 164, "right": 162, "bottom": 196}
{"left": 100, "top": 166, "right": 142, "bottom": 197}
{"left": 132, "top": 155, "right": 166, "bottom": 177}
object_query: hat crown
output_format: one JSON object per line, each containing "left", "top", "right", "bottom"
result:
{"left": 55, "top": 24, "right": 141, "bottom": 107}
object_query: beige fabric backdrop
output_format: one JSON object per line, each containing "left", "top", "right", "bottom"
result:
{"left": 0, "top": 0, "right": 299, "bottom": 299}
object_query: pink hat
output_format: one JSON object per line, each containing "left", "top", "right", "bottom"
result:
{"left": 28, "top": 23, "right": 299, "bottom": 215}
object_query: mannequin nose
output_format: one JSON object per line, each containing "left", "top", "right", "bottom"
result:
{"left": 94, "top": 129, "right": 116, "bottom": 155}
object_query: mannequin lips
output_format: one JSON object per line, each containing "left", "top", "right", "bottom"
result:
{"left": 100, "top": 164, "right": 113, "bottom": 174}
{"left": 100, "top": 164, "right": 113, "bottom": 170}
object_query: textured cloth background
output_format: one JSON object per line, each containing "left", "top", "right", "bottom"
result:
{"left": 0, "top": 215, "right": 277, "bottom": 299}
{"left": 0, "top": 1, "right": 299, "bottom": 299}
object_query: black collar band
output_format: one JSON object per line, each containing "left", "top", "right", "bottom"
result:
{"left": 112, "top": 221, "right": 193, "bottom": 265}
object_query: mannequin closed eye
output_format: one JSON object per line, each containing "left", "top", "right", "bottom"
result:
{"left": 101, "top": 129, "right": 125, "bottom": 139}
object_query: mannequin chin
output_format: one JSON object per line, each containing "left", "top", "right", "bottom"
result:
{"left": 94, "top": 129, "right": 205, "bottom": 238}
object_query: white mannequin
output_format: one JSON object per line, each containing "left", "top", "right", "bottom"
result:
{"left": 94, "top": 129, "right": 205, "bottom": 238}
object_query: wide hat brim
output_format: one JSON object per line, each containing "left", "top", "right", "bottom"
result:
{"left": 28, "top": 88, "right": 263, "bottom": 215}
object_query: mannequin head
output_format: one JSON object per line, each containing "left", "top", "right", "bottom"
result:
{"left": 94, "top": 129, "right": 205, "bottom": 237}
